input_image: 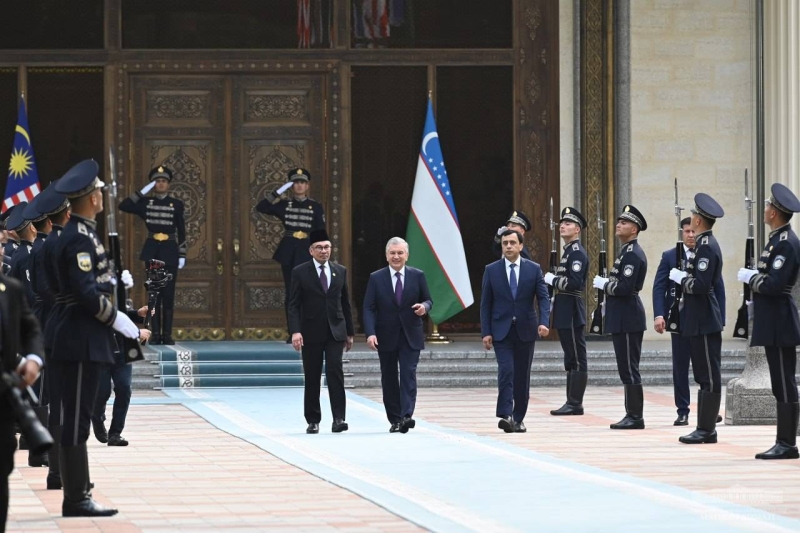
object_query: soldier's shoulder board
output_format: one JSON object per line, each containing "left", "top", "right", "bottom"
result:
{"left": 572, "top": 243, "right": 579, "bottom": 251}
{"left": 700, "top": 236, "right": 709, "bottom": 245}
{"left": 77, "top": 222, "right": 89, "bottom": 236}
{"left": 626, "top": 244, "right": 634, "bottom": 252}
{"left": 780, "top": 231, "right": 788, "bottom": 241}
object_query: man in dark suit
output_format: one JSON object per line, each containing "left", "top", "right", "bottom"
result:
{"left": 288, "top": 228, "right": 354, "bottom": 434}
{"left": 653, "top": 216, "right": 726, "bottom": 426}
{"left": 481, "top": 229, "right": 550, "bottom": 433}
{"left": 0, "top": 274, "right": 44, "bottom": 531}
{"left": 363, "top": 237, "right": 433, "bottom": 433}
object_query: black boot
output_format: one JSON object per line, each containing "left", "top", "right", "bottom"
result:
{"left": 162, "top": 310, "right": 175, "bottom": 345}
{"left": 756, "top": 402, "right": 800, "bottom": 459}
{"left": 28, "top": 405, "right": 49, "bottom": 467}
{"left": 679, "top": 390, "right": 719, "bottom": 444}
{"left": 47, "top": 426, "right": 62, "bottom": 490}
{"left": 60, "top": 442, "right": 117, "bottom": 517}
{"left": 610, "top": 383, "right": 645, "bottom": 429}
{"left": 92, "top": 417, "right": 108, "bottom": 444}
{"left": 551, "top": 371, "right": 587, "bottom": 416}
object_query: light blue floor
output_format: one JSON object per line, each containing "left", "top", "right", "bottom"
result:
{"left": 151, "top": 389, "right": 800, "bottom": 533}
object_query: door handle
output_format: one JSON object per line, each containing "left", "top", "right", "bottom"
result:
{"left": 233, "top": 238, "right": 240, "bottom": 277}
{"left": 216, "top": 238, "right": 224, "bottom": 275}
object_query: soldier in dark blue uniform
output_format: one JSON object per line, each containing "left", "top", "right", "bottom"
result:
{"left": 739, "top": 183, "right": 800, "bottom": 460}
{"left": 546, "top": 207, "right": 590, "bottom": 416}
{"left": 256, "top": 168, "right": 325, "bottom": 339}
{"left": 1, "top": 204, "right": 21, "bottom": 267}
{"left": 28, "top": 181, "right": 70, "bottom": 489}
{"left": 51, "top": 159, "right": 141, "bottom": 517}
{"left": 593, "top": 205, "right": 648, "bottom": 430}
{"left": 119, "top": 166, "right": 186, "bottom": 344}
{"left": 7, "top": 202, "right": 37, "bottom": 305}
{"left": 492, "top": 210, "right": 532, "bottom": 260}
{"left": 668, "top": 194, "right": 725, "bottom": 444}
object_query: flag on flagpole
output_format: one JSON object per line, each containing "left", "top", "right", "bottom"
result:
{"left": 406, "top": 98, "right": 473, "bottom": 324}
{"left": 3, "top": 97, "right": 41, "bottom": 213}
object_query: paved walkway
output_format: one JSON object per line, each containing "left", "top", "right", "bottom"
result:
{"left": 6, "top": 386, "right": 800, "bottom": 532}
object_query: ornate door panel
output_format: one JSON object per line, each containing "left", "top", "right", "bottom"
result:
{"left": 230, "top": 75, "right": 326, "bottom": 339}
{"left": 130, "top": 75, "right": 229, "bottom": 339}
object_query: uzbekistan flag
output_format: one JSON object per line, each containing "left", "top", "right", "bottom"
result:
{"left": 4, "top": 97, "right": 41, "bottom": 213}
{"left": 406, "top": 98, "right": 473, "bottom": 324}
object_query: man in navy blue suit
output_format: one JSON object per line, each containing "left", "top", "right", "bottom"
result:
{"left": 481, "top": 229, "right": 550, "bottom": 433}
{"left": 653, "top": 217, "right": 726, "bottom": 426}
{"left": 363, "top": 237, "right": 433, "bottom": 433}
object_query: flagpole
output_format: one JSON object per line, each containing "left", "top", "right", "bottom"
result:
{"left": 426, "top": 318, "right": 453, "bottom": 344}
{"left": 17, "top": 66, "right": 27, "bottom": 104}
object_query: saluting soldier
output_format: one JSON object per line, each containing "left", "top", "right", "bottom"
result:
{"left": 738, "top": 184, "right": 800, "bottom": 460}
{"left": 51, "top": 159, "right": 139, "bottom": 517}
{"left": 669, "top": 194, "right": 725, "bottom": 445}
{"left": 492, "top": 210, "right": 532, "bottom": 260}
{"left": 119, "top": 166, "right": 186, "bottom": 345}
{"left": 593, "top": 205, "right": 648, "bottom": 430}
{"left": 256, "top": 168, "right": 325, "bottom": 340}
{"left": 545, "top": 207, "right": 590, "bottom": 416}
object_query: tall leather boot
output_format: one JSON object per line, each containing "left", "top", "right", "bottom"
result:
{"left": 162, "top": 309, "right": 175, "bottom": 345}
{"left": 28, "top": 405, "right": 49, "bottom": 467}
{"left": 679, "top": 390, "right": 719, "bottom": 444}
{"left": 610, "top": 383, "right": 645, "bottom": 429}
{"left": 756, "top": 402, "right": 800, "bottom": 459}
{"left": 47, "top": 426, "right": 62, "bottom": 490}
{"left": 60, "top": 442, "right": 117, "bottom": 517}
{"left": 551, "top": 371, "right": 587, "bottom": 416}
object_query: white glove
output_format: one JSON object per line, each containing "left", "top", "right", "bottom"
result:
{"left": 496, "top": 226, "right": 507, "bottom": 237}
{"left": 178, "top": 258, "right": 186, "bottom": 269}
{"left": 669, "top": 268, "right": 687, "bottom": 284}
{"left": 112, "top": 311, "right": 140, "bottom": 339}
{"left": 276, "top": 181, "right": 294, "bottom": 195}
{"left": 121, "top": 269, "right": 134, "bottom": 289}
{"left": 593, "top": 276, "right": 608, "bottom": 290}
{"left": 544, "top": 272, "right": 555, "bottom": 286}
{"left": 139, "top": 181, "right": 156, "bottom": 196}
{"left": 738, "top": 268, "right": 758, "bottom": 283}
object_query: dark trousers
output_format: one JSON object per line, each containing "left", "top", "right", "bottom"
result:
{"left": 688, "top": 332, "right": 722, "bottom": 393}
{"left": 92, "top": 359, "right": 132, "bottom": 437}
{"left": 494, "top": 324, "right": 535, "bottom": 423}
{"left": 764, "top": 346, "right": 799, "bottom": 403}
{"left": 45, "top": 348, "right": 62, "bottom": 431}
{"left": 558, "top": 326, "right": 587, "bottom": 371}
{"left": 670, "top": 332, "right": 692, "bottom": 416}
{"left": 378, "top": 333, "right": 421, "bottom": 423}
{"left": 0, "top": 417, "right": 15, "bottom": 532}
{"left": 302, "top": 339, "right": 346, "bottom": 424}
{"left": 281, "top": 263, "right": 294, "bottom": 329}
{"left": 56, "top": 361, "right": 102, "bottom": 447}
{"left": 612, "top": 332, "right": 643, "bottom": 384}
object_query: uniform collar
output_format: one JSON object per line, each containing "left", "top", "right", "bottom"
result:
{"left": 155, "top": 193, "right": 168, "bottom": 200}
{"left": 563, "top": 239, "right": 580, "bottom": 251}
{"left": 769, "top": 223, "right": 792, "bottom": 239}
{"left": 70, "top": 213, "right": 97, "bottom": 230}
{"left": 696, "top": 229, "right": 713, "bottom": 240}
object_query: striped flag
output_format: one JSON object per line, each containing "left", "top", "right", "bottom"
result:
{"left": 3, "top": 97, "right": 41, "bottom": 213}
{"left": 406, "top": 98, "right": 473, "bottom": 324}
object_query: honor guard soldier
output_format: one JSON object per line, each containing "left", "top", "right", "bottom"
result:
{"left": 51, "top": 159, "right": 139, "bottom": 517}
{"left": 739, "top": 184, "right": 800, "bottom": 459}
{"left": 256, "top": 168, "right": 325, "bottom": 339}
{"left": 6, "top": 202, "right": 37, "bottom": 305}
{"left": 119, "top": 165, "right": 186, "bottom": 344}
{"left": 669, "top": 193, "right": 725, "bottom": 444}
{"left": 1, "top": 204, "right": 20, "bottom": 263}
{"left": 545, "top": 207, "right": 590, "bottom": 416}
{"left": 593, "top": 205, "right": 648, "bottom": 429}
{"left": 492, "top": 211, "right": 532, "bottom": 260}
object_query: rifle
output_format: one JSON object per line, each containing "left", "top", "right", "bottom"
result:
{"left": 107, "top": 146, "right": 144, "bottom": 363}
{"left": 589, "top": 194, "right": 606, "bottom": 334}
{"left": 548, "top": 197, "right": 557, "bottom": 301}
{"left": 733, "top": 169, "right": 754, "bottom": 339}
{"left": 666, "top": 179, "right": 684, "bottom": 333}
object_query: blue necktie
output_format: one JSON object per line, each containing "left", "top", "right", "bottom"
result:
{"left": 509, "top": 263, "right": 518, "bottom": 299}
{"left": 395, "top": 272, "right": 403, "bottom": 305}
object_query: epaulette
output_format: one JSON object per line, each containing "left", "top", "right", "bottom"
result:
{"left": 780, "top": 231, "right": 788, "bottom": 241}
{"left": 700, "top": 236, "right": 709, "bottom": 245}
{"left": 572, "top": 243, "right": 579, "bottom": 251}
{"left": 77, "top": 222, "right": 89, "bottom": 236}
{"left": 626, "top": 244, "right": 634, "bottom": 252}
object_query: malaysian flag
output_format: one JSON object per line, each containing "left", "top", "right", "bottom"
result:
{"left": 3, "top": 97, "right": 41, "bottom": 213}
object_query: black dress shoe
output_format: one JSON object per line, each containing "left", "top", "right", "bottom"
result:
{"left": 91, "top": 418, "right": 108, "bottom": 444}
{"left": 679, "top": 428, "right": 717, "bottom": 444}
{"left": 306, "top": 423, "right": 319, "bottom": 434}
{"left": 62, "top": 499, "right": 118, "bottom": 517}
{"left": 755, "top": 441, "right": 800, "bottom": 460}
{"left": 497, "top": 416, "right": 515, "bottom": 433}
{"left": 389, "top": 422, "right": 402, "bottom": 433}
{"left": 46, "top": 475, "right": 62, "bottom": 490}
{"left": 674, "top": 414, "right": 689, "bottom": 426}
{"left": 332, "top": 419, "right": 349, "bottom": 433}
{"left": 107, "top": 434, "right": 129, "bottom": 447}
{"left": 610, "top": 415, "right": 645, "bottom": 430}
{"left": 402, "top": 416, "right": 416, "bottom": 430}
{"left": 716, "top": 415, "right": 723, "bottom": 423}
{"left": 514, "top": 422, "right": 527, "bottom": 433}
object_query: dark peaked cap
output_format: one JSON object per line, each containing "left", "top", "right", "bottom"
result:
{"left": 691, "top": 193, "right": 724, "bottom": 220}
{"left": 618, "top": 204, "right": 647, "bottom": 231}
{"left": 55, "top": 160, "right": 105, "bottom": 198}
{"left": 560, "top": 206, "right": 587, "bottom": 229}
{"left": 768, "top": 183, "right": 800, "bottom": 215}
{"left": 5, "top": 201, "right": 31, "bottom": 233}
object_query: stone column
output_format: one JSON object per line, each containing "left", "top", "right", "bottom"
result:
{"left": 726, "top": 0, "right": 800, "bottom": 426}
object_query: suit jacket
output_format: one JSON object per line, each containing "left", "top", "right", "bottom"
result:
{"left": 0, "top": 274, "right": 44, "bottom": 375}
{"left": 653, "top": 246, "right": 727, "bottom": 328}
{"left": 480, "top": 258, "right": 550, "bottom": 342}
{"left": 362, "top": 266, "right": 433, "bottom": 352}
{"left": 288, "top": 260, "right": 354, "bottom": 343}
